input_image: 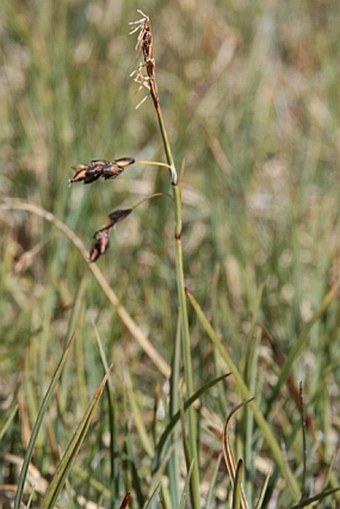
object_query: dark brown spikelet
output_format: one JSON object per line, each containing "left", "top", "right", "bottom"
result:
{"left": 94, "top": 209, "right": 133, "bottom": 237}
{"left": 89, "top": 209, "right": 133, "bottom": 262}
{"left": 85, "top": 160, "right": 110, "bottom": 183}
{"left": 89, "top": 231, "right": 110, "bottom": 262}
{"left": 69, "top": 157, "right": 135, "bottom": 185}
{"left": 69, "top": 164, "right": 89, "bottom": 183}
{"left": 108, "top": 208, "right": 133, "bottom": 225}
{"left": 102, "top": 158, "right": 136, "bottom": 180}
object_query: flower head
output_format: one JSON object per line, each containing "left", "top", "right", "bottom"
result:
{"left": 70, "top": 157, "right": 135, "bottom": 185}
{"left": 129, "top": 10, "right": 159, "bottom": 108}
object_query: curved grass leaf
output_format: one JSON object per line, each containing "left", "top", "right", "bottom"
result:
{"left": 152, "top": 372, "right": 231, "bottom": 473}
{"left": 288, "top": 487, "right": 340, "bottom": 508}
{"left": 14, "top": 334, "right": 76, "bottom": 509}
{"left": 186, "top": 288, "right": 301, "bottom": 500}
{"left": 40, "top": 365, "right": 112, "bottom": 509}
{"left": 0, "top": 403, "right": 18, "bottom": 442}
{"left": 223, "top": 400, "right": 252, "bottom": 509}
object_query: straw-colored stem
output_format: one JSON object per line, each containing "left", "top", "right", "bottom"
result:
{"left": 134, "top": 160, "right": 172, "bottom": 170}
{"left": 0, "top": 200, "right": 170, "bottom": 379}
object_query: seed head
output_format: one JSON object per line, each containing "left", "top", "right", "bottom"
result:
{"left": 69, "top": 157, "right": 135, "bottom": 185}
{"left": 89, "top": 231, "right": 110, "bottom": 262}
{"left": 129, "top": 10, "right": 159, "bottom": 108}
{"left": 89, "top": 208, "right": 133, "bottom": 262}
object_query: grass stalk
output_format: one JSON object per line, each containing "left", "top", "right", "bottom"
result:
{"left": 153, "top": 46, "right": 201, "bottom": 509}
{"left": 167, "top": 318, "right": 182, "bottom": 507}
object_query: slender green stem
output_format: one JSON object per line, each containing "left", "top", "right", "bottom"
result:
{"left": 154, "top": 102, "right": 201, "bottom": 508}
{"left": 132, "top": 193, "right": 173, "bottom": 210}
{"left": 154, "top": 106, "right": 177, "bottom": 184}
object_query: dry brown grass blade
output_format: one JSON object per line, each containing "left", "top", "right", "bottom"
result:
{"left": 223, "top": 399, "right": 254, "bottom": 509}
{"left": 0, "top": 199, "right": 171, "bottom": 378}
{"left": 3, "top": 453, "right": 48, "bottom": 495}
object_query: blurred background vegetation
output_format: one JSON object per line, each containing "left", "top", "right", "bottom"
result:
{"left": 0, "top": 0, "right": 339, "bottom": 507}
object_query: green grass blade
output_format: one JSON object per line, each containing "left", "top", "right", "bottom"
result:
{"left": 125, "top": 374, "right": 154, "bottom": 457}
{"left": 152, "top": 372, "right": 231, "bottom": 472}
{"left": 186, "top": 289, "right": 301, "bottom": 500}
{"left": 147, "top": 447, "right": 174, "bottom": 506}
{"left": 243, "top": 286, "right": 263, "bottom": 504}
{"left": 124, "top": 423, "right": 145, "bottom": 508}
{"left": 288, "top": 487, "right": 340, "bottom": 509}
{"left": 69, "top": 276, "right": 89, "bottom": 411}
{"left": 179, "top": 460, "right": 194, "bottom": 509}
{"left": 0, "top": 404, "right": 18, "bottom": 441}
{"left": 143, "top": 483, "right": 161, "bottom": 509}
{"left": 93, "top": 323, "right": 119, "bottom": 505}
{"left": 40, "top": 365, "right": 112, "bottom": 509}
{"left": 232, "top": 459, "right": 245, "bottom": 509}
{"left": 255, "top": 473, "right": 271, "bottom": 509}
{"left": 72, "top": 465, "right": 111, "bottom": 499}
{"left": 205, "top": 453, "right": 223, "bottom": 509}
{"left": 13, "top": 334, "right": 76, "bottom": 509}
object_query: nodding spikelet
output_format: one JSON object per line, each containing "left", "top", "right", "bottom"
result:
{"left": 89, "top": 209, "right": 133, "bottom": 262}
{"left": 89, "top": 231, "right": 110, "bottom": 262}
{"left": 94, "top": 209, "right": 133, "bottom": 237}
{"left": 69, "top": 158, "right": 135, "bottom": 185}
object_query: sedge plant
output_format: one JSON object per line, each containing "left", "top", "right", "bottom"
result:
{"left": 2, "top": 5, "right": 340, "bottom": 508}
